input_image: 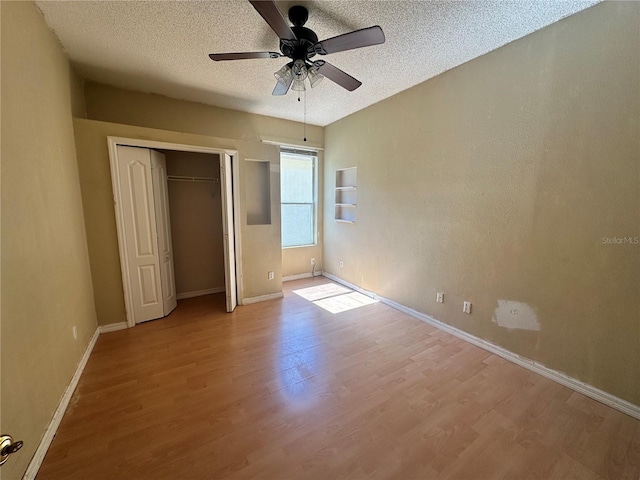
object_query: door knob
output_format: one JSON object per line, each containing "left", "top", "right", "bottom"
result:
{"left": 0, "top": 435, "right": 23, "bottom": 466}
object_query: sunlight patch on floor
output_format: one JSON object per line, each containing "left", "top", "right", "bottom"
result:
{"left": 313, "top": 292, "right": 378, "bottom": 314}
{"left": 293, "top": 283, "right": 351, "bottom": 301}
{"left": 293, "top": 283, "right": 378, "bottom": 314}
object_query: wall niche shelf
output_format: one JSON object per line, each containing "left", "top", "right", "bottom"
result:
{"left": 335, "top": 167, "right": 356, "bottom": 223}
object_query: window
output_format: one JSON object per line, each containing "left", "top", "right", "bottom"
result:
{"left": 280, "top": 149, "right": 317, "bottom": 247}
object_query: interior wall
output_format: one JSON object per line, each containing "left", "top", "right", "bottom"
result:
{"left": 323, "top": 1, "right": 639, "bottom": 405}
{"left": 164, "top": 151, "right": 225, "bottom": 296}
{"left": 1, "top": 2, "right": 98, "bottom": 478}
{"left": 73, "top": 118, "right": 283, "bottom": 326}
{"left": 68, "top": 63, "right": 86, "bottom": 119}
{"left": 282, "top": 244, "right": 322, "bottom": 279}
{"left": 84, "top": 82, "right": 324, "bottom": 146}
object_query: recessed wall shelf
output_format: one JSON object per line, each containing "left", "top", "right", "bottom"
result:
{"left": 246, "top": 160, "right": 271, "bottom": 225}
{"left": 335, "top": 167, "right": 356, "bottom": 223}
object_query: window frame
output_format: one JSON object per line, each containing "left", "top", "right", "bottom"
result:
{"left": 280, "top": 148, "right": 318, "bottom": 249}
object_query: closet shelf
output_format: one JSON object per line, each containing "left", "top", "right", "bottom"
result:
{"left": 167, "top": 175, "right": 219, "bottom": 183}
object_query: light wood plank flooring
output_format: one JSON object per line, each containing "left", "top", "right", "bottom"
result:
{"left": 36, "top": 278, "right": 640, "bottom": 479}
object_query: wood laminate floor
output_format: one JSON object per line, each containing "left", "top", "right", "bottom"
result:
{"left": 36, "top": 278, "right": 639, "bottom": 479}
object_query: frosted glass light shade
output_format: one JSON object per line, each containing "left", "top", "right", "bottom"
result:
{"left": 291, "top": 79, "right": 306, "bottom": 91}
{"left": 292, "top": 59, "right": 308, "bottom": 81}
{"left": 274, "top": 64, "right": 293, "bottom": 84}
{"left": 308, "top": 66, "right": 324, "bottom": 88}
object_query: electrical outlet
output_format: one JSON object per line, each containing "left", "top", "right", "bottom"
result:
{"left": 268, "top": 271, "right": 274, "bottom": 280}
{"left": 339, "top": 260, "right": 344, "bottom": 268}
{"left": 436, "top": 292, "right": 444, "bottom": 303}
{"left": 463, "top": 301, "right": 472, "bottom": 314}
{"left": 311, "top": 258, "right": 316, "bottom": 266}
{"left": 72, "top": 325, "right": 78, "bottom": 340}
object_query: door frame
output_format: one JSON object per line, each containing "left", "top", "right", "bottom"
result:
{"left": 108, "top": 137, "right": 242, "bottom": 327}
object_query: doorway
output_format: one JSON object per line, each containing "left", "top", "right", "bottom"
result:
{"left": 162, "top": 151, "right": 225, "bottom": 301}
{"left": 108, "top": 137, "right": 241, "bottom": 326}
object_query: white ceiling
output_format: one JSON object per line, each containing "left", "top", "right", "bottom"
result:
{"left": 36, "top": 0, "right": 599, "bottom": 127}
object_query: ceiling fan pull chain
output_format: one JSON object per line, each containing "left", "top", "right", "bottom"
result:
{"left": 303, "top": 89, "right": 307, "bottom": 142}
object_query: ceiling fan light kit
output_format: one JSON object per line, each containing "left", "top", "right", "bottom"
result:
{"left": 209, "top": 0, "right": 385, "bottom": 96}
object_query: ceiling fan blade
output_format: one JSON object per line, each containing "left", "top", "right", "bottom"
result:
{"left": 313, "top": 60, "right": 361, "bottom": 91}
{"left": 315, "top": 26, "right": 385, "bottom": 55}
{"left": 209, "top": 52, "right": 281, "bottom": 61}
{"left": 249, "top": 1, "right": 297, "bottom": 41}
{"left": 272, "top": 76, "right": 293, "bottom": 96}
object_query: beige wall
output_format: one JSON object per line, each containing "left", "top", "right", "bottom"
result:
{"left": 84, "top": 82, "right": 324, "bottom": 145}
{"left": 282, "top": 243, "right": 323, "bottom": 278}
{"left": 324, "top": 2, "right": 639, "bottom": 405}
{"left": 1, "top": 3, "right": 98, "bottom": 479}
{"left": 165, "top": 151, "right": 225, "bottom": 295}
{"left": 69, "top": 63, "right": 86, "bottom": 119}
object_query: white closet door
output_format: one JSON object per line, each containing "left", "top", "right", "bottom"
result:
{"left": 116, "top": 145, "right": 164, "bottom": 323}
{"left": 150, "top": 150, "right": 177, "bottom": 315}
{"left": 221, "top": 153, "right": 237, "bottom": 312}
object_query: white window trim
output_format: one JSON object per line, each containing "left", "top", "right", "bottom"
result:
{"left": 280, "top": 149, "right": 318, "bottom": 249}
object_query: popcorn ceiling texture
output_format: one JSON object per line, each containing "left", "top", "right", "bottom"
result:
{"left": 37, "top": 0, "right": 599, "bottom": 126}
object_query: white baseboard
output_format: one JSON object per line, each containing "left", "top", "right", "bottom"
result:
{"left": 242, "top": 292, "right": 284, "bottom": 305}
{"left": 98, "top": 321, "right": 128, "bottom": 333}
{"left": 24, "top": 327, "right": 100, "bottom": 480}
{"left": 282, "top": 270, "right": 324, "bottom": 282}
{"left": 322, "top": 272, "right": 640, "bottom": 421}
{"left": 283, "top": 272, "right": 312, "bottom": 282}
{"left": 176, "top": 287, "right": 225, "bottom": 300}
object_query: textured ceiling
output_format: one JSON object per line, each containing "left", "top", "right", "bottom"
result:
{"left": 36, "top": 0, "right": 599, "bottom": 126}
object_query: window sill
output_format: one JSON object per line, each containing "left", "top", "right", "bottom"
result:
{"left": 282, "top": 244, "right": 317, "bottom": 250}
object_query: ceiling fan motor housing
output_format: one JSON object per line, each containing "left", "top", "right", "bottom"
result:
{"left": 280, "top": 6, "right": 318, "bottom": 62}
{"left": 280, "top": 27, "right": 318, "bottom": 61}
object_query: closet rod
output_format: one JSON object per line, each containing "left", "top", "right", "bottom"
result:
{"left": 167, "top": 175, "right": 219, "bottom": 183}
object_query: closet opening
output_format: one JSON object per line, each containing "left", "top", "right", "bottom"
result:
{"left": 108, "top": 137, "right": 241, "bottom": 327}
{"left": 161, "top": 151, "right": 225, "bottom": 303}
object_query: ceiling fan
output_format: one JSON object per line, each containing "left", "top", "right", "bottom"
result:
{"left": 209, "top": 1, "right": 385, "bottom": 96}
